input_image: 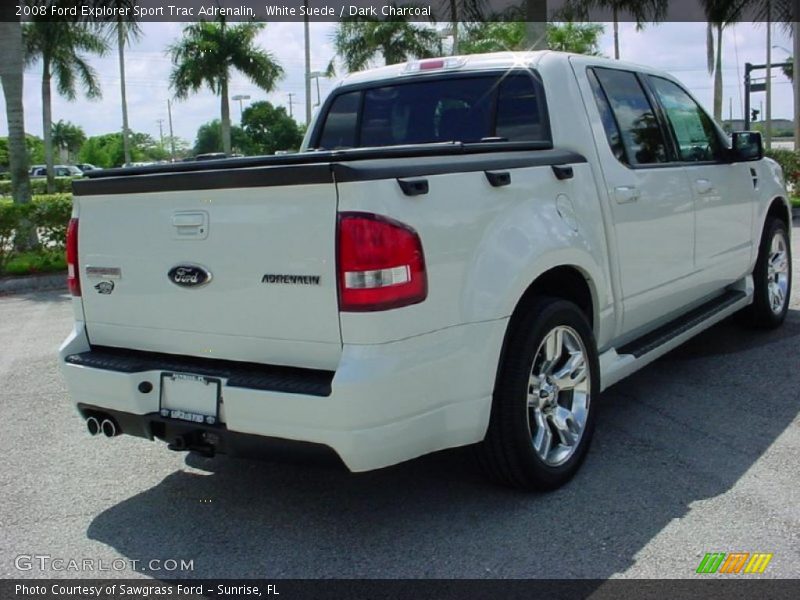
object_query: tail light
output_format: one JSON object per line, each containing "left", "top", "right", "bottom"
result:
{"left": 337, "top": 212, "right": 427, "bottom": 312}
{"left": 66, "top": 217, "right": 80, "bottom": 296}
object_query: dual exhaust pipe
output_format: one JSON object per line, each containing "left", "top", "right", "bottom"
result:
{"left": 86, "top": 415, "right": 119, "bottom": 438}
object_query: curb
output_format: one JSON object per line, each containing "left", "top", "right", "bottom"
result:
{"left": 0, "top": 272, "right": 67, "bottom": 295}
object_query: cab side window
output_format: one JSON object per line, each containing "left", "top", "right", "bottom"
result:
{"left": 648, "top": 76, "right": 723, "bottom": 162}
{"left": 317, "top": 91, "right": 360, "bottom": 149}
{"left": 591, "top": 67, "right": 668, "bottom": 166}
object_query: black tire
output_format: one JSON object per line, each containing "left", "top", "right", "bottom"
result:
{"left": 477, "top": 296, "right": 600, "bottom": 491}
{"left": 743, "top": 217, "right": 792, "bottom": 329}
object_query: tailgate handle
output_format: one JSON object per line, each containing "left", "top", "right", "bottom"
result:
{"left": 551, "top": 165, "right": 574, "bottom": 180}
{"left": 397, "top": 178, "right": 429, "bottom": 196}
{"left": 172, "top": 211, "right": 209, "bottom": 239}
{"left": 172, "top": 213, "right": 204, "bottom": 227}
{"left": 485, "top": 171, "right": 511, "bottom": 187}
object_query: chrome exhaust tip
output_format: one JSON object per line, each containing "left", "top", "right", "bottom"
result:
{"left": 101, "top": 419, "right": 117, "bottom": 438}
{"left": 86, "top": 416, "right": 100, "bottom": 436}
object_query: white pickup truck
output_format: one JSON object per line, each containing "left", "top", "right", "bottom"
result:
{"left": 60, "top": 51, "right": 792, "bottom": 490}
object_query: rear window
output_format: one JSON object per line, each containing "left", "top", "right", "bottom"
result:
{"left": 313, "top": 72, "right": 549, "bottom": 149}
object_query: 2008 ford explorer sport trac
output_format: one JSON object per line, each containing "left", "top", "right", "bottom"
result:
{"left": 60, "top": 52, "right": 793, "bottom": 490}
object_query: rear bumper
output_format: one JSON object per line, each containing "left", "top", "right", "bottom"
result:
{"left": 59, "top": 318, "right": 507, "bottom": 472}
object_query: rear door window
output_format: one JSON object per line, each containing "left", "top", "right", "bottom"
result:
{"left": 591, "top": 67, "right": 668, "bottom": 166}
{"left": 587, "top": 68, "right": 626, "bottom": 162}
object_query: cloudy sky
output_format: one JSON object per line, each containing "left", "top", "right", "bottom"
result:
{"left": 0, "top": 21, "right": 795, "bottom": 147}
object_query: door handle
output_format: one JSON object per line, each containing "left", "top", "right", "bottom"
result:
{"left": 485, "top": 170, "right": 511, "bottom": 187}
{"left": 614, "top": 186, "right": 640, "bottom": 204}
{"left": 551, "top": 165, "right": 574, "bottom": 180}
{"left": 694, "top": 178, "right": 715, "bottom": 195}
{"left": 397, "top": 178, "right": 429, "bottom": 196}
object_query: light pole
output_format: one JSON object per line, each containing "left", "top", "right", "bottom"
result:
{"left": 308, "top": 71, "right": 326, "bottom": 107}
{"left": 231, "top": 94, "right": 251, "bottom": 121}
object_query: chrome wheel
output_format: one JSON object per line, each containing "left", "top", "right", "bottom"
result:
{"left": 767, "top": 232, "right": 789, "bottom": 315}
{"left": 526, "top": 325, "right": 591, "bottom": 467}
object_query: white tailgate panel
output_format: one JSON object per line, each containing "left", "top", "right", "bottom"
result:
{"left": 78, "top": 184, "right": 342, "bottom": 370}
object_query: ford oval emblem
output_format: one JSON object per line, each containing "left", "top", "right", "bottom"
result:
{"left": 168, "top": 264, "right": 212, "bottom": 288}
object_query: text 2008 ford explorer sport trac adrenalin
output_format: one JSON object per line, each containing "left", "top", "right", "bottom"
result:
{"left": 60, "top": 52, "right": 792, "bottom": 490}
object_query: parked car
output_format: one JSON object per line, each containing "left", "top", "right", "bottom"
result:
{"left": 194, "top": 152, "right": 228, "bottom": 161}
{"left": 31, "top": 165, "right": 84, "bottom": 178}
{"left": 60, "top": 52, "right": 792, "bottom": 490}
{"left": 75, "top": 163, "right": 101, "bottom": 173}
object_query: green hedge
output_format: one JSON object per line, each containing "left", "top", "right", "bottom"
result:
{"left": 765, "top": 148, "right": 800, "bottom": 192}
{"left": 0, "top": 177, "right": 76, "bottom": 197}
{"left": 0, "top": 193, "right": 72, "bottom": 273}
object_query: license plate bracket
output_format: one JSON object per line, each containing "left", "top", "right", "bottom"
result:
{"left": 159, "top": 372, "right": 221, "bottom": 425}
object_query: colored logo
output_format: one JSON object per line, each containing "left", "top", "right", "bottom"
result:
{"left": 696, "top": 552, "right": 773, "bottom": 574}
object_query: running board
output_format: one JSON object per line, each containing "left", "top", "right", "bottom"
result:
{"left": 599, "top": 282, "right": 752, "bottom": 391}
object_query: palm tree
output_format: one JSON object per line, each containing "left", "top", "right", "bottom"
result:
{"left": 104, "top": 5, "right": 141, "bottom": 167}
{"left": 23, "top": 16, "right": 107, "bottom": 193}
{"left": 169, "top": 20, "right": 284, "bottom": 155}
{"left": 332, "top": 17, "right": 441, "bottom": 72}
{"left": 560, "top": 0, "right": 667, "bottom": 59}
{"left": 703, "top": 0, "right": 752, "bottom": 122}
{"left": 51, "top": 120, "right": 86, "bottom": 163}
{"left": 548, "top": 22, "right": 605, "bottom": 54}
{"left": 0, "top": 16, "right": 35, "bottom": 249}
{"left": 461, "top": 22, "right": 604, "bottom": 55}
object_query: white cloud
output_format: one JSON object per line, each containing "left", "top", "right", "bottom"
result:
{"left": 0, "top": 21, "right": 794, "bottom": 148}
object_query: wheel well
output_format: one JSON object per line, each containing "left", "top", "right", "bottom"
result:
{"left": 766, "top": 197, "right": 791, "bottom": 231}
{"left": 511, "top": 266, "right": 595, "bottom": 328}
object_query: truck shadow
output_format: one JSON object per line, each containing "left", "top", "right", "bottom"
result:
{"left": 86, "top": 311, "right": 800, "bottom": 579}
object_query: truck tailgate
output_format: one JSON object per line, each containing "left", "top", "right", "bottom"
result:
{"left": 76, "top": 176, "right": 341, "bottom": 370}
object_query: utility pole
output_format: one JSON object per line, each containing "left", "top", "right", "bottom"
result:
{"left": 304, "top": 2, "right": 312, "bottom": 126}
{"left": 156, "top": 119, "right": 165, "bottom": 149}
{"left": 287, "top": 92, "right": 295, "bottom": 119}
{"left": 167, "top": 99, "right": 176, "bottom": 161}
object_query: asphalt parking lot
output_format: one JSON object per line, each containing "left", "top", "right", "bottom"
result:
{"left": 1, "top": 224, "right": 799, "bottom": 580}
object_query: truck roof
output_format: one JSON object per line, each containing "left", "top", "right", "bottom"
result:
{"left": 336, "top": 50, "right": 667, "bottom": 87}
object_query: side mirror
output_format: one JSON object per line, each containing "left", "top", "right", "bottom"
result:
{"left": 730, "top": 131, "right": 764, "bottom": 162}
